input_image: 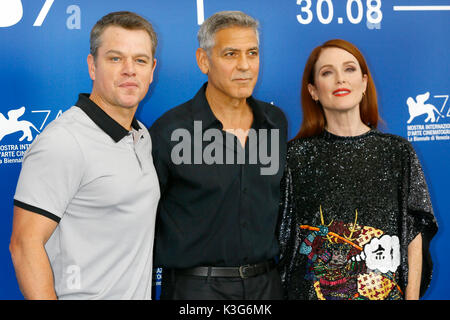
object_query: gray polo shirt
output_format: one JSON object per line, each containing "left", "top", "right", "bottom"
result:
{"left": 14, "top": 94, "right": 160, "bottom": 299}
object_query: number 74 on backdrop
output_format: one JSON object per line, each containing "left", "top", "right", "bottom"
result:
{"left": 0, "top": 0, "right": 80, "bottom": 28}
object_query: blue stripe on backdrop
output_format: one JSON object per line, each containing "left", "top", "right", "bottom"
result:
{"left": 1, "top": 0, "right": 448, "bottom": 299}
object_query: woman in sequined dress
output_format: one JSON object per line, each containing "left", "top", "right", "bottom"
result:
{"left": 278, "top": 39, "right": 438, "bottom": 300}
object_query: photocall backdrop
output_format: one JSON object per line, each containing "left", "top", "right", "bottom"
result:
{"left": 0, "top": 0, "right": 448, "bottom": 300}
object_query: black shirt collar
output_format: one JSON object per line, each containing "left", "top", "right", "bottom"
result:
{"left": 75, "top": 93, "right": 141, "bottom": 143}
{"left": 191, "top": 82, "right": 277, "bottom": 130}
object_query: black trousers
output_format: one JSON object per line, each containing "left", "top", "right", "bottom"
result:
{"left": 160, "top": 268, "right": 283, "bottom": 300}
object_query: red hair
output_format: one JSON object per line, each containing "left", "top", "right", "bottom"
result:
{"left": 293, "top": 39, "right": 379, "bottom": 139}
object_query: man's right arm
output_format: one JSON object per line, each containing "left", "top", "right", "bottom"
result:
{"left": 9, "top": 206, "right": 58, "bottom": 300}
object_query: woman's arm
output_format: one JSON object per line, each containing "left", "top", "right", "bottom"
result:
{"left": 405, "top": 233, "right": 422, "bottom": 300}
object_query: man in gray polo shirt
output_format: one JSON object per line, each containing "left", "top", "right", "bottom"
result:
{"left": 9, "top": 11, "right": 160, "bottom": 299}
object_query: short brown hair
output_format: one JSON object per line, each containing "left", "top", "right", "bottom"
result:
{"left": 90, "top": 11, "right": 157, "bottom": 59}
{"left": 293, "top": 39, "right": 379, "bottom": 139}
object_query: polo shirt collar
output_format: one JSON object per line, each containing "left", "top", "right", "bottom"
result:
{"left": 75, "top": 93, "right": 141, "bottom": 143}
{"left": 191, "top": 82, "right": 277, "bottom": 130}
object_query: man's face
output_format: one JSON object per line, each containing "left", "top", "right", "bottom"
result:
{"left": 198, "top": 26, "right": 259, "bottom": 101}
{"left": 87, "top": 26, "right": 156, "bottom": 112}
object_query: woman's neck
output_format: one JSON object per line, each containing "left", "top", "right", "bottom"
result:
{"left": 323, "top": 108, "right": 370, "bottom": 137}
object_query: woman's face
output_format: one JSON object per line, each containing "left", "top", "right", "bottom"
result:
{"left": 308, "top": 47, "right": 368, "bottom": 114}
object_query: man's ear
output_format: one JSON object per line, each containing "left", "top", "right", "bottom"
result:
{"left": 87, "top": 54, "right": 96, "bottom": 81}
{"left": 196, "top": 48, "right": 209, "bottom": 75}
{"left": 148, "top": 58, "right": 157, "bottom": 84}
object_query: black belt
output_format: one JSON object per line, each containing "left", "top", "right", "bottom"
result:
{"left": 172, "top": 260, "right": 276, "bottom": 279}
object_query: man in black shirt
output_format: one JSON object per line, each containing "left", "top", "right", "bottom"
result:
{"left": 150, "top": 11, "right": 287, "bottom": 299}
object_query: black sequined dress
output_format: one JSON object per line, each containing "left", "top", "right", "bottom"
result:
{"left": 278, "top": 129, "right": 438, "bottom": 300}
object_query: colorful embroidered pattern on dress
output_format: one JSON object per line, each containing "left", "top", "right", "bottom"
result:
{"left": 299, "top": 206, "right": 402, "bottom": 300}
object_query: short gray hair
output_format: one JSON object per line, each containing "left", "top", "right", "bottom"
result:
{"left": 90, "top": 11, "right": 158, "bottom": 59}
{"left": 197, "top": 11, "right": 259, "bottom": 54}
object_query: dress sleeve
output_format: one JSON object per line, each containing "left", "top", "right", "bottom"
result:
{"left": 405, "top": 145, "right": 438, "bottom": 297}
{"left": 277, "top": 165, "right": 300, "bottom": 298}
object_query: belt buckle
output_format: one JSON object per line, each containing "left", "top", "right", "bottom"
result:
{"left": 238, "top": 264, "right": 251, "bottom": 279}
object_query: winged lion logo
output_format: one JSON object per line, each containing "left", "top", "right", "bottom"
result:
{"left": 407, "top": 92, "right": 444, "bottom": 124}
{"left": 0, "top": 107, "right": 39, "bottom": 142}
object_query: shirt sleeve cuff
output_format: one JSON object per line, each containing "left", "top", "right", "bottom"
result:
{"left": 13, "top": 199, "right": 61, "bottom": 223}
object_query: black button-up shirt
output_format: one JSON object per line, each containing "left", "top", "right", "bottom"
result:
{"left": 149, "top": 83, "right": 287, "bottom": 268}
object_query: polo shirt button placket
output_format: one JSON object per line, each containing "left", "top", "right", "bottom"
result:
{"left": 127, "top": 132, "right": 143, "bottom": 170}
{"left": 135, "top": 131, "right": 150, "bottom": 172}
